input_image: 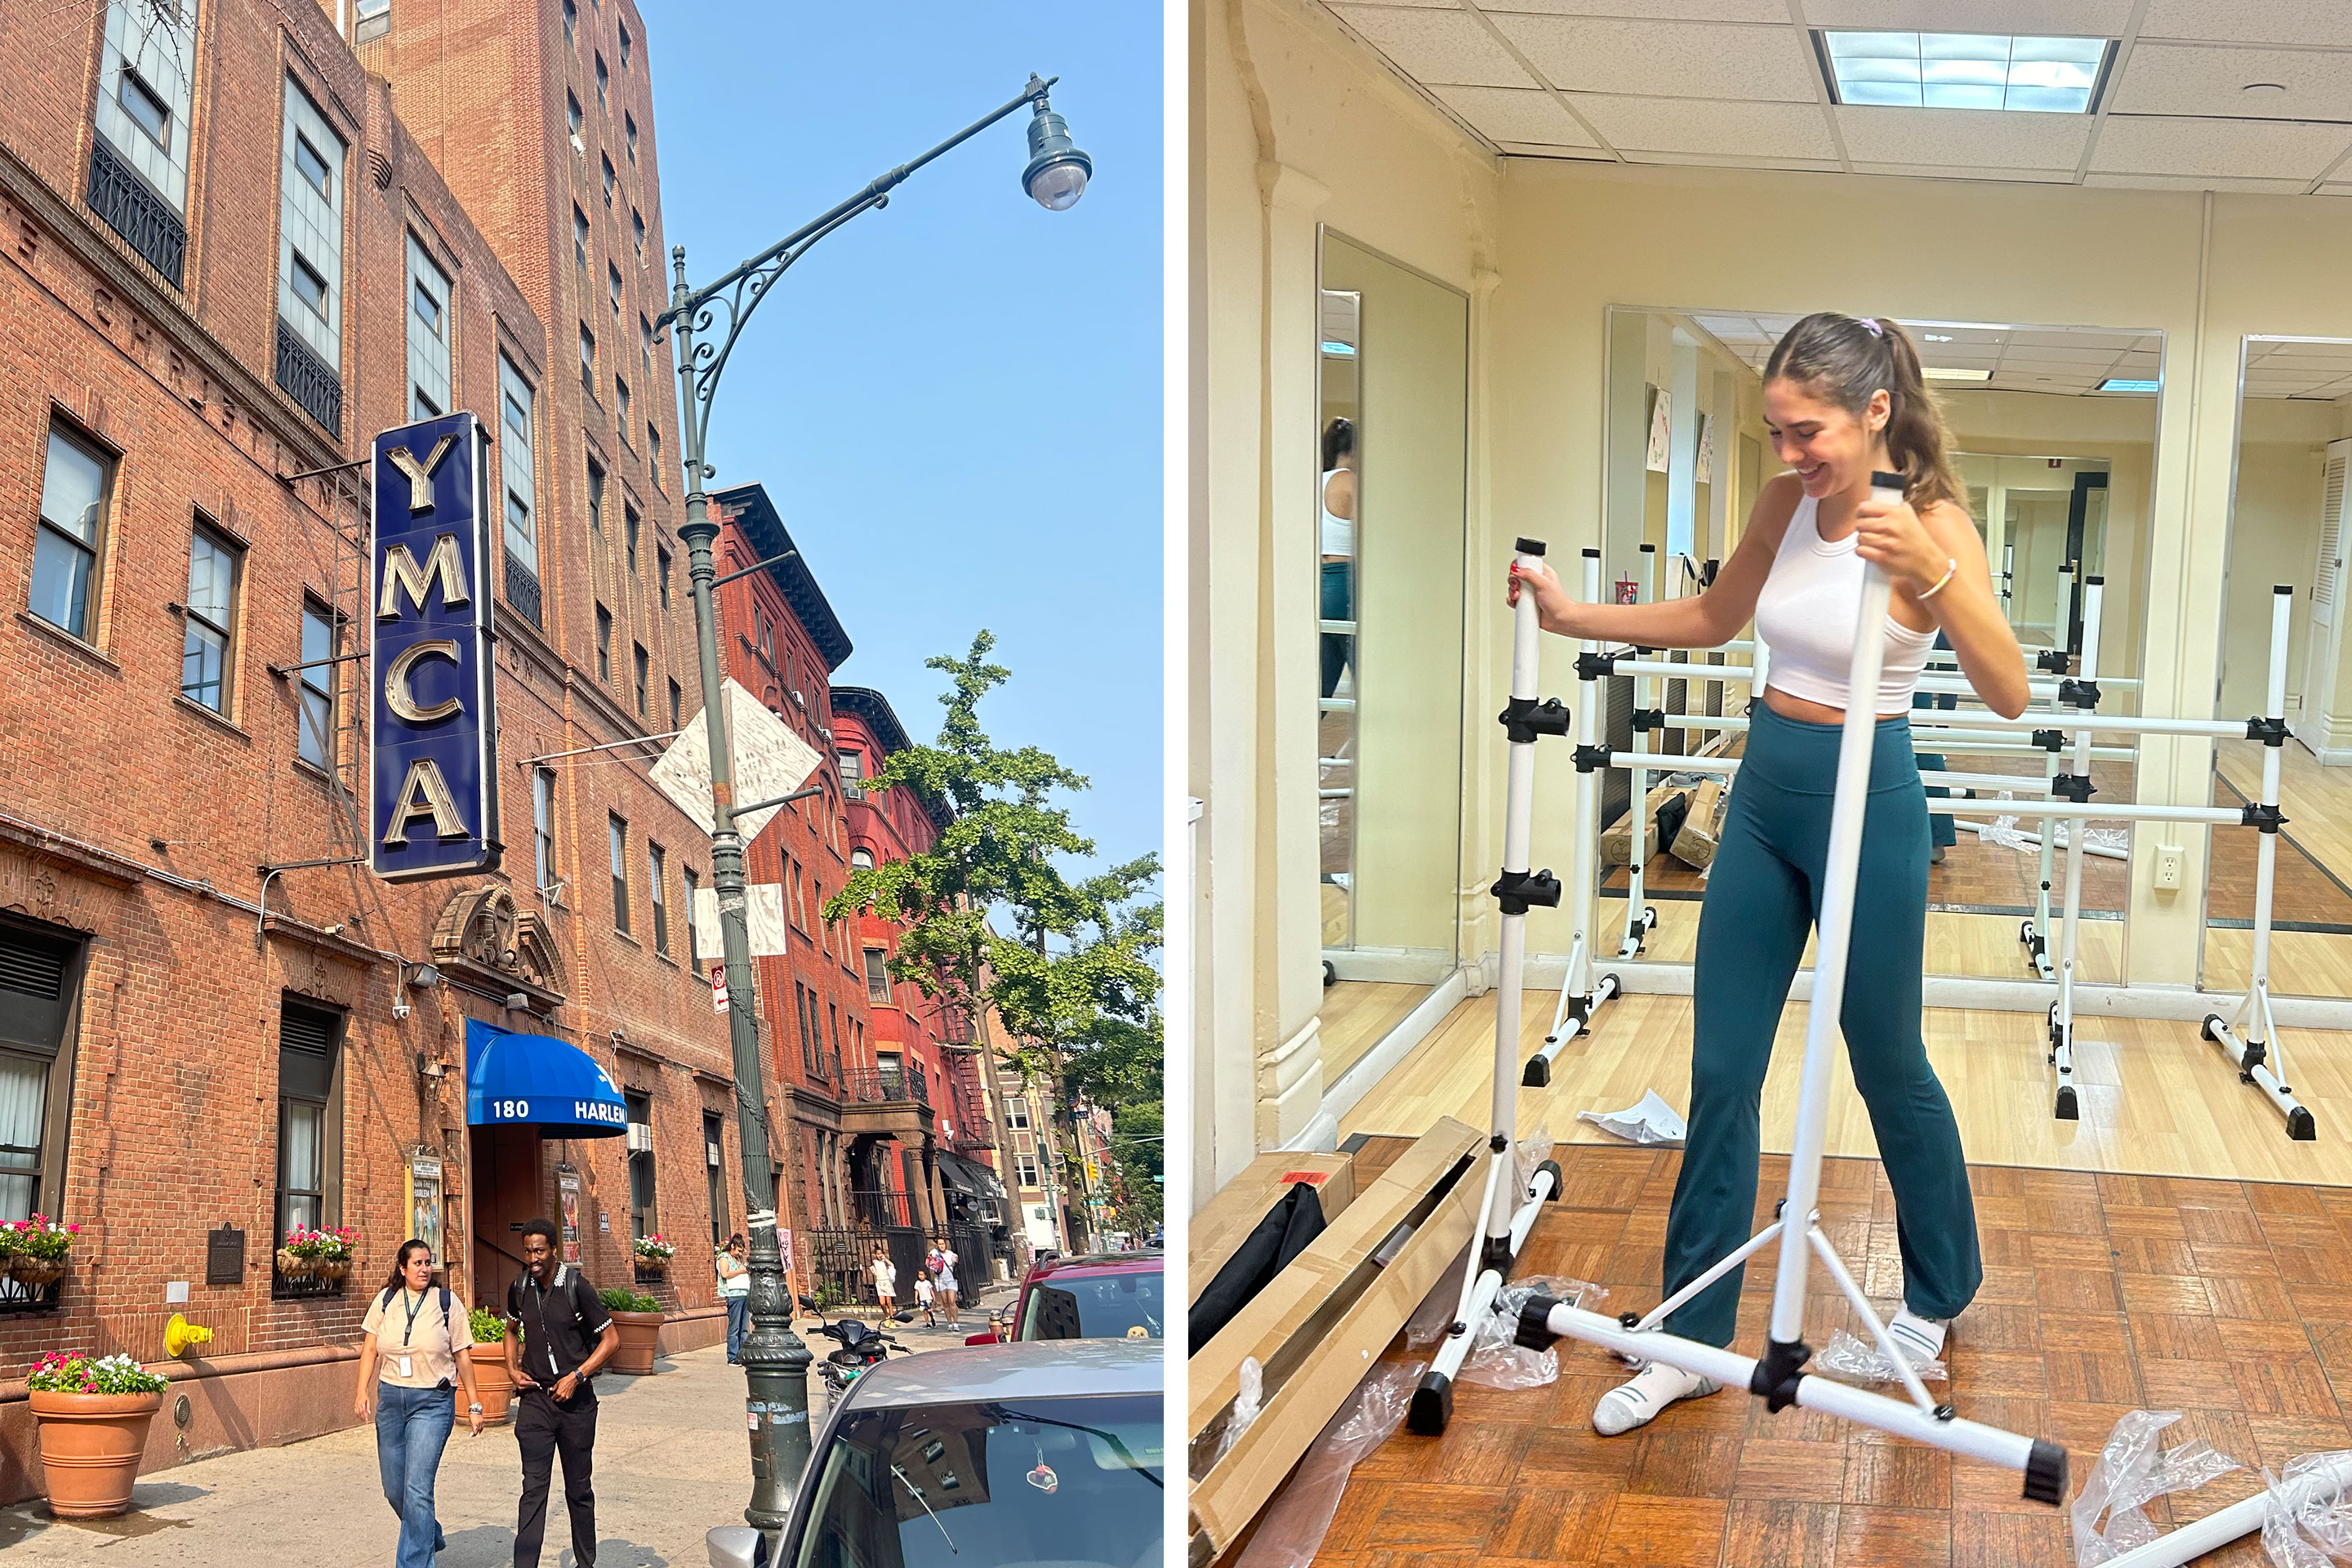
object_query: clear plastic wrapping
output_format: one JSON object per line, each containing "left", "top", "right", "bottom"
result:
{"left": 1813, "top": 1325, "right": 1946, "bottom": 1384}
{"left": 2072, "top": 1409, "right": 2242, "bottom": 1566}
{"left": 2262, "top": 1451, "right": 2352, "bottom": 1567}
{"left": 1459, "top": 1275, "right": 1606, "bottom": 1390}
{"left": 1233, "top": 1360, "right": 1425, "bottom": 1568}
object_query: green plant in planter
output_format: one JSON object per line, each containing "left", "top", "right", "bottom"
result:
{"left": 28, "top": 1352, "right": 167, "bottom": 1396}
{"left": 470, "top": 1307, "right": 507, "bottom": 1343}
{"left": 599, "top": 1287, "right": 659, "bottom": 1314}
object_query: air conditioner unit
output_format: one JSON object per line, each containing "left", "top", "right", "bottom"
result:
{"left": 625, "top": 1124, "right": 653, "bottom": 1153}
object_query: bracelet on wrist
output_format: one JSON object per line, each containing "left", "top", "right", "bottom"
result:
{"left": 1917, "top": 557, "right": 1958, "bottom": 600}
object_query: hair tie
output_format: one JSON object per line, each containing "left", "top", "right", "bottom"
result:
{"left": 1860, "top": 317, "right": 1884, "bottom": 338}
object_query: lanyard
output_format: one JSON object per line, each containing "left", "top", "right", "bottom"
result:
{"left": 399, "top": 1288, "right": 430, "bottom": 1347}
{"left": 526, "top": 1273, "right": 563, "bottom": 1378}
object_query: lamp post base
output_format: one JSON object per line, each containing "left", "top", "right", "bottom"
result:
{"left": 740, "top": 1210, "right": 813, "bottom": 1530}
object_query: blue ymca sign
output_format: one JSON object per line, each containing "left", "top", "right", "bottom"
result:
{"left": 370, "top": 412, "right": 501, "bottom": 882}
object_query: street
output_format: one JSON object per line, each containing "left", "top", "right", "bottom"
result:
{"left": 0, "top": 1296, "right": 1009, "bottom": 1566}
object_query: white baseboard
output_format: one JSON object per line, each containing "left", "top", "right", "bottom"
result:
{"left": 1324, "top": 947, "right": 1458, "bottom": 986}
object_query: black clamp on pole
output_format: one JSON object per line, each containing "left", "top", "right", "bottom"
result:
{"left": 2051, "top": 773, "right": 2096, "bottom": 804}
{"left": 2059, "top": 678, "right": 2101, "bottom": 709}
{"left": 2035, "top": 648, "right": 2072, "bottom": 675}
{"left": 2247, "top": 715, "right": 2290, "bottom": 747}
{"left": 2242, "top": 803, "right": 2288, "bottom": 834}
{"left": 1491, "top": 868, "right": 1563, "bottom": 915}
{"left": 1575, "top": 651, "right": 1619, "bottom": 681}
{"left": 2030, "top": 728, "right": 2068, "bottom": 752}
{"left": 1629, "top": 708, "right": 1667, "bottom": 733}
{"left": 1499, "top": 695, "right": 1572, "bottom": 744}
{"left": 1749, "top": 1338, "right": 1811, "bottom": 1414}
{"left": 1573, "top": 743, "right": 1613, "bottom": 774}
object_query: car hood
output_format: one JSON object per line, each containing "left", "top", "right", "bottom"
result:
{"left": 846, "top": 1339, "right": 1163, "bottom": 1408}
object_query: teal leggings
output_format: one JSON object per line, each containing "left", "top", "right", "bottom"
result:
{"left": 1660, "top": 702, "right": 1981, "bottom": 1347}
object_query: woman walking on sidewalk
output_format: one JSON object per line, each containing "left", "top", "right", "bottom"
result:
{"left": 715, "top": 1235, "right": 750, "bottom": 1364}
{"left": 933, "top": 1239, "right": 960, "bottom": 1328}
{"left": 355, "top": 1240, "right": 484, "bottom": 1568}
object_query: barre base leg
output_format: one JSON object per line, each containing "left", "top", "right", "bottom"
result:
{"left": 1527, "top": 972, "right": 1622, "bottom": 1085}
{"left": 2203, "top": 1013, "right": 2317, "bottom": 1140}
{"left": 1410, "top": 1160, "right": 1563, "bottom": 1436}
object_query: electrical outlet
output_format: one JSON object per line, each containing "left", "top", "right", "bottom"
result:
{"left": 2154, "top": 844, "right": 2185, "bottom": 890}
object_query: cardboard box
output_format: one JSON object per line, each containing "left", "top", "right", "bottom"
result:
{"left": 1187, "top": 1152, "right": 1356, "bottom": 1306}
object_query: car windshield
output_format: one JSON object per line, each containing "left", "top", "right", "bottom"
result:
{"left": 1018, "top": 1271, "right": 1165, "bottom": 1341}
{"left": 795, "top": 1393, "right": 1163, "bottom": 1568}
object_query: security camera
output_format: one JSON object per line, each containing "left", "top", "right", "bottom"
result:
{"left": 503, "top": 992, "right": 530, "bottom": 1011}
{"left": 320, "top": 923, "right": 345, "bottom": 937}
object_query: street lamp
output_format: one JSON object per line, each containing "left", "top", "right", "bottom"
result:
{"left": 654, "top": 74, "right": 1088, "bottom": 1534}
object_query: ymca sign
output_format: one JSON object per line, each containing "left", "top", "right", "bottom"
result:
{"left": 370, "top": 412, "right": 501, "bottom": 882}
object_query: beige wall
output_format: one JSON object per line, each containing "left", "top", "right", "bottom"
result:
{"left": 2222, "top": 399, "right": 2336, "bottom": 721}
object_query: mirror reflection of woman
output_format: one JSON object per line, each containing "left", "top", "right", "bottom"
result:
{"left": 1321, "top": 417, "right": 1357, "bottom": 700}
{"left": 1510, "top": 314, "right": 2028, "bottom": 1437}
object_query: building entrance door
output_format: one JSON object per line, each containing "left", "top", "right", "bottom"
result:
{"left": 470, "top": 1124, "right": 545, "bottom": 1309}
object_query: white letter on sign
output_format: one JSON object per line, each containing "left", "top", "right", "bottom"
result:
{"left": 383, "top": 435, "right": 457, "bottom": 514}
{"left": 381, "top": 759, "right": 470, "bottom": 846}
{"left": 384, "top": 639, "right": 463, "bottom": 724}
{"left": 378, "top": 533, "right": 472, "bottom": 620}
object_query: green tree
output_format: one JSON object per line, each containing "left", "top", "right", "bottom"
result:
{"left": 1065, "top": 1015, "right": 1163, "bottom": 1235}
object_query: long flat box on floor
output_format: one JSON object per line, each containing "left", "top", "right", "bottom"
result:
{"left": 1187, "top": 1151, "right": 1357, "bottom": 1306}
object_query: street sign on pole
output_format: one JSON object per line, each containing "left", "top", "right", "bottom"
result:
{"left": 650, "top": 679, "right": 821, "bottom": 844}
{"left": 711, "top": 965, "right": 730, "bottom": 1013}
{"left": 369, "top": 411, "right": 500, "bottom": 882}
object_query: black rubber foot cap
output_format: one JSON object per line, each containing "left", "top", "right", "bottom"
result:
{"left": 2290, "top": 1106, "right": 2318, "bottom": 1141}
{"left": 1523, "top": 1057, "right": 1552, "bottom": 1088}
{"left": 2023, "top": 1440, "right": 2068, "bottom": 1506}
{"left": 2056, "top": 1085, "right": 2079, "bottom": 1120}
{"left": 1407, "top": 1371, "right": 1453, "bottom": 1435}
{"left": 1536, "top": 1159, "right": 1563, "bottom": 1202}
{"left": 1516, "top": 1294, "right": 1561, "bottom": 1352}
{"left": 2202, "top": 1013, "right": 2225, "bottom": 1040}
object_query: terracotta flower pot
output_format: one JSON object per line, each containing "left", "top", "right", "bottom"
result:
{"left": 608, "top": 1310, "right": 664, "bottom": 1374}
{"left": 465, "top": 1348, "right": 515, "bottom": 1423}
{"left": 29, "top": 1389, "right": 163, "bottom": 1518}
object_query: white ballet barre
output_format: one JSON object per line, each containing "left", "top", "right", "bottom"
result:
{"left": 1615, "top": 546, "right": 1665, "bottom": 961}
{"left": 1517, "top": 474, "right": 2067, "bottom": 1505}
{"left": 2046, "top": 576, "right": 2108, "bottom": 1118}
{"left": 1643, "top": 710, "right": 2136, "bottom": 762}
{"left": 2098, "top": 1450, "right": 2352, "bottom": 1567}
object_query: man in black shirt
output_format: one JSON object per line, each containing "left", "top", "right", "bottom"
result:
{"left": 506, "top": 1218, "right": 621, "bottom": 1568}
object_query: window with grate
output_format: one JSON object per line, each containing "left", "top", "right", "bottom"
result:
{"left": 87, "top": 0, "right": 196, "bottom": 287}
{"left": 275, "top": 79, "right": 345, "bottom": 432}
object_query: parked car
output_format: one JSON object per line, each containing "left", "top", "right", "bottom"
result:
{"left": 964, "top": 1250, "right": 1164, "bottom": 1345}
{"left": 706, "top": 1338, "right": 1163, "bottom": 1568}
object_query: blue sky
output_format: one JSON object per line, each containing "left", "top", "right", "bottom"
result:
{"left": 645, "top": 4, "right": 1163, "bottom": 880}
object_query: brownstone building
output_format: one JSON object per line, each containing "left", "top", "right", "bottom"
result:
{"left": 0, "top": 0, "right": 749, "bottom": 1499}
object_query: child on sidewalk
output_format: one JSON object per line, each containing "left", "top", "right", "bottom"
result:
{"left": 914, "top": 1270, "right": 936, "bottom": 1327}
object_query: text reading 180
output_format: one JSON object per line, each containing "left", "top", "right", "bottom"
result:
{"left": 493, "top": 1099, "right": 529, "bottom": 1118}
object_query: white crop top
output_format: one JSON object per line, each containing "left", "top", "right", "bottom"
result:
{"left": 1752, "top": 493, "right": 1935, "bottom": 715}
{"left": 1320, "top": 470, "right": 1353, "bottom": 557}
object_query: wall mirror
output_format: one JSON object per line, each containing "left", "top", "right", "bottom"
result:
{"left": 1313, "top": 229, "right": 1467, "bottom": 1083}
{"left": 1596, "top": 308, "right": 2160, "bottom": 989}
{"left": 2207, "top": 336, "right": 2352, "bottom": 1004}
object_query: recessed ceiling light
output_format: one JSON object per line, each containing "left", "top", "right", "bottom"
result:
{"left": 2099, "top": 377, "right": 2160, "bottom": 393}
{"left": 2243, "top": 82, "right": 2287, "bottom": 95}
{"left": 1819, "top": 30, "right": 2112, "bottom": 114}
{"left": 1922, "top": 367, "right": 1993, "bottom": 382}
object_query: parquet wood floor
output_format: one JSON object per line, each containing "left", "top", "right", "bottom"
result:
{"left": 1313, "top": 1141, "right": 2352, "bottom": 1568}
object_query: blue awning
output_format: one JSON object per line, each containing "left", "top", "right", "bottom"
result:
{"left": 465, "top": 1018, "right": 628, "bottom": 1137}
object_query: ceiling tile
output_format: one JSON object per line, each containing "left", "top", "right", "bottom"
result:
{"left": 2109, "top": 42, "right": 2352, "bottom": 122}
{"left": 2089, "top": 116, "right": 2352, "bottom": 179}
{"left": 1328, "top": 4, "right": 1539, "bottom": 87}
{"left": 1849, "top": 162, "right": 2077, "bottom": 183}
{"left": 1476, "top": 0, "right": 1791, "bottom": 16}
{"left": 2138, "top": 0, "right": 2352, "bottom": 47}
{"left": 2319, "top": 182, "right": 2352, "bottom": 197}
{"left": 2006, "top": 330, "right": 2139, "bottom": 350}
{"left": 1486, "top": 14, "right": 1817, "bottom": 100}
{"left": 1574, "top": 96, "right": 1839, "bottom": 158}
{"left": 1621, "top": 149, "right": 1847, "bottom": 172}
{"left": 1430, "top": 83, "right": 1599, "bottom": 144}
{"left": 2083, "top": 172, "right": 2316, "bottom": 194}
{"left": 1805, "top": 0, "right": 2132, "bottom": 29}
{"left": 1836, "top": 106, "right": 2091, "bottom": 170}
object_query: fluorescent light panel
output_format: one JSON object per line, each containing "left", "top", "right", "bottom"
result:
{"left": 1821, "top": 31, "right": 2109, "bottom": 114}
{"left": 1922, "top": 367, "right": 1993, "bottom": 382}
{"left": 2098, "top": 377, "right": 2159, "bottom": 393}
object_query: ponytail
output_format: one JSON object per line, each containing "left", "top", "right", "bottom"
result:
{"left": 1764, "top": 314, "right": 1966, "bottom": 514}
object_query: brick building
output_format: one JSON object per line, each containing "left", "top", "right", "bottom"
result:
{"left": 0, "top": 0, "right": 749, "bottom": 1499}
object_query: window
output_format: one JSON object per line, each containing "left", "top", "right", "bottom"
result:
{"left": 609, "top": 815, "right": 630, "bottom": 933}
{"left": 795, "top": 984, "right": 819, "bottom": 1076}
{"left": 579, "top": 323, "right": 595, "bottom": 396}
{"left": 608, "top": 260, "right": 622, "bottom": 318}
{"left": 595, "top": 51, "right": 608, "bottom": 109}
{"left": 626, "top": 112, "right": 638, "bottom": 163}
{"left": 625, "top": 1090, "right": 653, "bottom": 1239}
{"left": 1015, "top": 1153, "right": 1040, "bottom": 1187}
{"left": 30, "top": 423, "right": 111, "bottom": 641}
{"left": 640, "top": 315, "right": 654, "bottom": 382}
{"left": 649, "top": 424, "right": 662, "bottom": 486}
{"left": 757, "top": 611, "right": 773, "bottom": 666}
{"left": 499, "top": 355, "right": 539, "bottom": 579}
{"left": 657, "top": 546, "right": 672, "bottom": 607}
{"left": 587, "top": 458, "right": 605, "bottom": 532}
{"left": 864, "top": 949, "right": 891, "bottom": 1007}
{"left": 118, "top": 67, "right": 170, "bottom": 148}
{"left": 703, "top": 1111, "right": 724, "bottom": 1244}
{"left": 278, "top": 80, "right": 346, "bottom": 422}
{"left": 1007, "top": 1098, "right": 1031, "bottom": 1131}
{"left": 406, "top": 234, "right": 452, "bottom": 421}
{"left": 631, "top": 208, "right": 645, "bottom": 262}
{"left": 533, "top": 768, "right": 556, "bottom": 891}
{"left": 276, "top": 1000, "right": 342, "bottom": 1239}
{"left": 567, "top": 91, "right": 581, "bottom": 138}
{"left": 562, "top": 0, "right": 575, "bottom": 44}
{"left": 633, "top": 643, "right": 648, "bottom": 716}
{"left": 789, "top": 857, "right": 805, "bottom": 928}
{"left": 625, "top": 506, "right": 639, "bottom": 572}
{"left": 619, "top": 20, "right": 631, "bottom": 66}
{"left": 838, "top": 750, "right": 864, "bottom": 799}
{"left": 297, "top": 599, "right": 336, "bottom": 768}
{"left": 668, "top": 678, "right": 682, "bottom": 732}
{"left": 0, "top": 921, "right": 82, "bottom": 1223}
{"left": 851, "top": 848, "right": 874, "bottom": 871}
{"left": 877, "top": 1048, "right": 903, "bottom": 1098}
{"left": 353, "top": 0, "right": 390, "bottom": 37}
{"left": 180, "top": 523, "right": 238, "bottom": 713}
{"left": 595, "top": 604, "right": 612, "bottom": 680}
{"left": 574, "top": 205, "right": 589, "bottom": 271}
{"left": 602, "top": 154, "right": 616, "bottom": 207}
{"left": 617, "top": 376, "right": 631, "bottom": 434}
{"left": 683, "top": 867, "right": 701, "bottom": 961}
{"left": 648, "top": 842, "right": 668, "bottom": 956}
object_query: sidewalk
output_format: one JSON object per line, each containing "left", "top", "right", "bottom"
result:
{"left": 0, "top": 1286, "right": 1016, "bottom": 1566}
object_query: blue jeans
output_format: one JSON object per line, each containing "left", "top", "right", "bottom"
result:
{"left": 375, "top": 1381, "right": 456, "bottom": 1568}
{"left": 724, "top": 1295, "right": 749, "bottom": 1361}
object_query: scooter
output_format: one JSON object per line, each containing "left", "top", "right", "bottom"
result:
{"left": 815, "top": 1311, "right": 916, "bottom": 1405}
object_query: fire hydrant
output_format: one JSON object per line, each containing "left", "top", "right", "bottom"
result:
{"left": 164, "top": 1313, "right": 213, "bottom": 1358}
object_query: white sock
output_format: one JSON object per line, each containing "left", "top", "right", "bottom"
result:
{"left": 1887, "top": 1307, "right": 1948, "bottom": 1365}
{"left": 1592, "top": 1360, "right": 1716, "bottom": 1437}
